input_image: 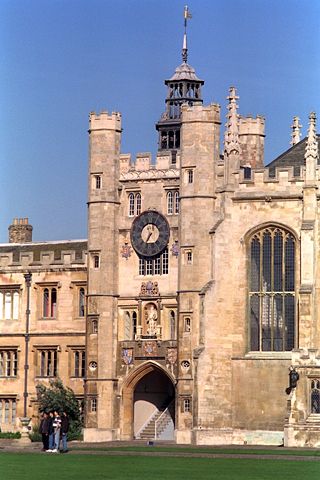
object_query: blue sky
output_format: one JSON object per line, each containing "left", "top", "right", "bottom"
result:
{"left": 1, "top": 0, "right": 319, "bottom": 242}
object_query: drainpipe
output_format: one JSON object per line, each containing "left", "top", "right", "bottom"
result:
{"left": 20, "top": 272, "right": 32, "bottom": 443}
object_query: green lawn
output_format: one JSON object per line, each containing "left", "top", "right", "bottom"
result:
{"left": 0, "top": 453, "right": 319, "bottom": 480}
{"left": 72, "top": 445, "right": 320, "bottom": 456}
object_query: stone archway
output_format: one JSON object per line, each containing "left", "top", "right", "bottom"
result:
{"left": 121, "top": 362, "right": 175, "bottom": 440}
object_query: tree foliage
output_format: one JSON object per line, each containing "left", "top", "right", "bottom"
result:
{"left": 36, "top": 378, "right": 83, "bottom": 438}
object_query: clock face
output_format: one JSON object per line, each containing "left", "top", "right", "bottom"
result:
{"left": 131, "top": 210, "right": 170, "bottom": 257}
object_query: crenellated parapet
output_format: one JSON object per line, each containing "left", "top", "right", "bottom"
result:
{"left": 88, "top": 110, "right": 122, "bottom": 132}
{"left": 291, "top": 348, "right": 320, "bottom": 367}
{"left": 0, "top": 240, "right": 87, "bottom": 269}
{"left": 120, "top": 168, "right": 179, "bottom": 182}
{"left": 119, "top": 150, "right": 181, "bottom": 175}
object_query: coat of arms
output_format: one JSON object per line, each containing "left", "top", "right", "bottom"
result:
{"left": 122, "top": 348, "right": 133, "bottom": 365}
{"left": 171, "top": 241, "right": 179, "bottom": 257}
{"left": 121, "top": 242, "right": 132, "bottom": 260}
{"left": 144, "top": 341, "right": 157, "bottom": 356}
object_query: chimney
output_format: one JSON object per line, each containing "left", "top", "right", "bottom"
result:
{"left": 8, "top": 218, "right": 33, "bottom": 243}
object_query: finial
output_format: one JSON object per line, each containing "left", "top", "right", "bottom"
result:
{"left": 182, "top": 6, "right": 192, "bottom": 63}
{"left": 224, "top": 86, "right": 241, "bottom": 155}
{"left": 290, "top": 116, "right": 302, "bottom": 146}
{"left": 305, "top": 112, "right": 318, "bottom": 162}
{"left": 304, "top": 112, "right": 318, "bottom": 183}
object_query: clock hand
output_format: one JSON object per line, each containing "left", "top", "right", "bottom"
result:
{"left": 146, "top": 231, "right": 152, "bottom": 243}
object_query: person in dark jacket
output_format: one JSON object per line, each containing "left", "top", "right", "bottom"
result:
{"left": 47, "top": 411, "right": 55, "bottom": 452}
{"left": 60, "top": 412, "right": 69, "bottom": 453}
{"left": 39, "top": 412, "right": 50, "bottom": 451}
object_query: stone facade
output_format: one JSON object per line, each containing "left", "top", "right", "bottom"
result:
{"left": 0, "top": 239, "right": 87, "bottom": 431}
{"left": 1, "top": 33, "right": 319, "bottom": 447}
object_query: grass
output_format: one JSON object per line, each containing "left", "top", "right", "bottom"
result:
{"left": 71, "top": 445, "right": 320, "bottom": 456}
{"left": 0, "top": 452, "right": 319, "bottom": 480}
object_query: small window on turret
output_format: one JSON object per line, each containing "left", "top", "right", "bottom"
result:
{"left": 92, "top": 255, "right": 100, "bottom": 269}
{"left": 187, "top": 170, "right": 194, "bottom": 184}
{"left": 95, "top": 175, "right": 101, "bottom": 189}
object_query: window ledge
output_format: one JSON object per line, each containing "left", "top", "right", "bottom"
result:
{"left": 233, "top": 351, "right": 292, "bottom": 360}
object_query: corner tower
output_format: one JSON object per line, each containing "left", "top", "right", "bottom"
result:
{"left": 156, "top": 6, "right": 204, "bottom": 152}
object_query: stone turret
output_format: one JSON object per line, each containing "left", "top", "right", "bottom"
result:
{"left": 9, "top": 218, "right": 33, "bottom": 243}
{"left": 238, "top": 114, "right": 265, "bottom": 168}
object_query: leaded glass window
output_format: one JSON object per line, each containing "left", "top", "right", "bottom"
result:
{"left": 138, "top": 248, "right": 169, "bottom": 276}
{"left": 249, "top": 226, "right": 296, "bottom": 352}
{"left": 311, "top": 380, "right": 320, "bottom": 414}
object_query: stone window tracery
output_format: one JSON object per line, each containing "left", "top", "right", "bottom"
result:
{"left": 79, "top": 288, "right": 85, "bottom": 317}
{"left": 0, "top": 398, "right": 17, "bottom": 426}
{"left": 73, "top": 350, "right": 86, "bottom": 378}
{"left": 43, "top": 287, "right": 57, "bottom": 318}
{"left": 0, "top": 350, "right": 18, "bottom": 377}
{"left": 0, "top": 289, "right": 19, "bottom": 320}
{"left": 38, "top": 348, "right": 58, "bottom": 377}
{"left": 249, "top": 226, "right": 296, "bottom": 352}
{"left": 167, "top": 190, "right": 179, "bottom": 215}
{"left": 128, "top": 192, "right": 141, "bottom": 217}
{"left": 139, "top": 248, "right": 169, "bottom": 276}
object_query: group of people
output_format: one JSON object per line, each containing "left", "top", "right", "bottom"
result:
{"left": 39, "top": 410, "right": 69, "bottom": 453}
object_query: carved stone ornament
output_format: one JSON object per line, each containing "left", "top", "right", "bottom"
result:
{"left": 120, "top": 242, "right": 132, "bottom": 260}
{"left": 139, "top": 281, "right": 159, "bottom": 296}
{"left": 167, "top": 348, "right": 177, "bottom": 365}
{"left": 122, "top": 348, "right": 133, "bottom": 365}
{"left": 89, "top": 361, "right": 97, "bottom": 371}
{"left": 88, "top": 297, "right": 97, "bottom": 315}
{"left": 144, "top": 341, "right": 157, "bottom": 356}
{"left": 181, "top": 360, "right": 191, "bottom": 373}
{"left": 171, "top": 241, "right": 179, "bottom": 257}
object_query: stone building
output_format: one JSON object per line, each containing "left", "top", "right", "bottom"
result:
{"left": 1, "top": 14, "right": 319, "bottom": 447}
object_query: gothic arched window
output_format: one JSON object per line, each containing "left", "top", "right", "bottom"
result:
{"left": 169, "top": 310, "right": 175, "bottom": 340}
{"left": 174, "top": 191, "right": 179, "bottom": 214}
{"left": 129, "top": 193, "right": 135, "bottom": 217}
{"left": 167, "top": 191, "right": 173, "bottom": 215}
{"left": 136, "top": 193, "right": 141, "bottom": 216}
{"left": 249, "top": 226, "right": 296, "bottom": 352}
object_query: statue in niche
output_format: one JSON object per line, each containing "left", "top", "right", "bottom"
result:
{"left": 145, "top": 303, "right": 158, "bottom": 336}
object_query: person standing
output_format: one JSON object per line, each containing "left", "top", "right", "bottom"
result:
{"left": 47, "top": 411, "right": 54, "bottom": 452}
{"left": 60, "top": 412, "right": 69, "bottom": 453}
{"left": 52, "top": 410, "right": 61, "bottom": 453}
{"left": 39, "top": 412, "right": 50, "bottom": 451}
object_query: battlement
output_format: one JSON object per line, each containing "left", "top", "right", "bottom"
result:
{"left": 292, "top": 348, "right": 320, "bottom": 367}
{"left": 237, "top": 164, "right": 305, "bottom": 189}
{"left": 181, "top": 103, "right": 221, "bottom": 123}
{"left": 89, "top": 110, "right": 122, "bottom": 132}
{"left": 120, "top": 150, "right": 180, "bottom": 174}
{"left": 0, "top": 240, "right": 87, "bottom": 269}
{"left": 239, "top": 115, "right": 265, "bottom": 136}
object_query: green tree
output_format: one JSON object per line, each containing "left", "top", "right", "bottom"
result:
{"left": 36, "top": 378, "right": 83, "bottom": 439}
